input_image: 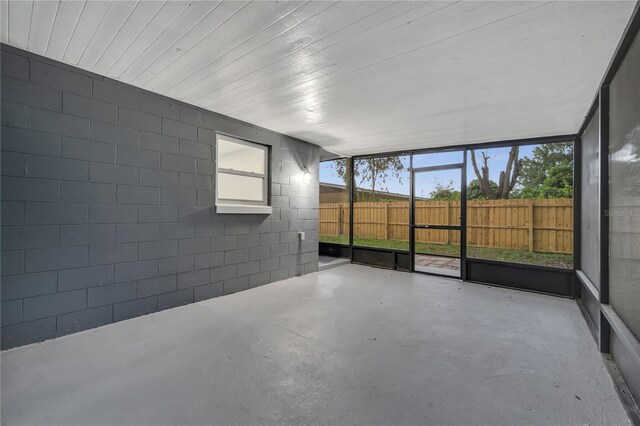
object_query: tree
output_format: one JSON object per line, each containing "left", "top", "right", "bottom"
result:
{"left": 332, "top": 156, "right": 405, "bottom": 201}
{"left": 467, "top": 179, "right": 498, "bottom": 200}
{"left": 539, "top": 164, "right": 573, "bottom": 198}
{"left": 428, "top": 179, "right": 460, "bottom": 200}
{"left": 519, "top": 142, "right": 573, "bottom": 191}
{"left": 470, "top": 146, "right": 522, "bottom": 199}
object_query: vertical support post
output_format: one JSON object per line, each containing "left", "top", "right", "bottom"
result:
{"left": 599, "top": 85, "right": 611, "bottom": 353}
{"left": 409, "top": 155, "right": 415, "bottom": 273}
{"left": 528, "top": 200, "right": 534, "bottom": 252}
{"left": 349, "top": 157, "right": 355, "bottom": 263}
{"left": 573, "top": 134, "right": 582, "bottom": 299}
{"left": 338, "top": 204, "right": 343, "bottom": 237}
{"left": 460, "top": 148, "right": 468, "bottom": 281}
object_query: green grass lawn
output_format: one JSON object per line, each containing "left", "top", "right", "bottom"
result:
{"left": 320, "top": 235, "right": 572, "bottom": 269}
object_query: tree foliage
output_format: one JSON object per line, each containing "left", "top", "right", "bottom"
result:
{"left": 332, "top": 156, "right": 405, "bottom": 201}
{"left": 467, "top": 179, "right": 498, "bottom": 200}
{"left": 515, "top": 142, "right": 573, "bottom": 198}
{"left": 427, "top": 179, "right": 460, "bottom": 200}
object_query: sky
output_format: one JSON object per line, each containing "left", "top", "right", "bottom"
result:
{"left": 319, "top": 145, "right": 537, "bottom": 197}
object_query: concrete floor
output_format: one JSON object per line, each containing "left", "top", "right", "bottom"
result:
{"left": 1, "top": 264, "right": 629, "bottom": 425}
{"left": 318, "top": 255, "right": 350, "bottom": 271}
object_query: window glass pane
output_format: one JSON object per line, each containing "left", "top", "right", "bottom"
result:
{"left": 466, "top": 143, "right": 574, "bottom": 269}
{"left": 353, "top": 155, "right": 410, "bottom": 250}
{"left": 218, "top": 137, "right": 265, "bottom": 175}
{"left": 319, "top": 159, "right": 351, "bottom": 245}
{"left": 218, "top": 173, "right": 264, "bottom": 202}
{"left": 581, "top": 110, "right": 600, "bottom": 286}
{"left": 413, "top": 151, "right": 463, "bottom": 168}
{"left": 609, "top": 33, "right": 640, "bottom": 340}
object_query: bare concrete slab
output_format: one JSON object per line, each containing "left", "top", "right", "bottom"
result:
{"left": 1, "top": 265, "right": 629, "bottom": 425}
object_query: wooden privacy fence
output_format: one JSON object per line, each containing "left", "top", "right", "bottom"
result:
{"left": 319, "top": 199, "right": 573, "bottom": 254}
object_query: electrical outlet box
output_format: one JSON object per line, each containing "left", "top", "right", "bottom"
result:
{"left": 298, "top": 231, "right": 306, "bottom": 241}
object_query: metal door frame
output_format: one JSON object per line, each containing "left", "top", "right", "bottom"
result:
{"left": 409, "top": 150, "right": 467, "bottom": 279}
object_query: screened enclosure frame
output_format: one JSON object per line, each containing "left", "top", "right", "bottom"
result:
{"left": 319, "top": 133, "right": 577, "bottom": 296}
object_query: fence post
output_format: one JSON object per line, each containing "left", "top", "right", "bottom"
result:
{"left": 528, "top": 200, "right": 534, "bottom": 252}
{"left": 338, "top": 204, "right": 343, "bottom": 236}
{"left": 445, "top": 201, "right": 450, "bottom": 245}
{"left": 385, "top": 203, "right": 390, "bottom": 240}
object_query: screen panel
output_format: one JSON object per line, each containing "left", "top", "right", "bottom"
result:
{"left": 609, "top": 33, "right": 640, "bottom": 341}
{"left": 581, "top": 109, "right": 601, "bottom": 288}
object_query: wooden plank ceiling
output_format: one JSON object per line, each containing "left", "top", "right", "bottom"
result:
{"left": 2, "top": 1, "right": 636, "bottom": 156}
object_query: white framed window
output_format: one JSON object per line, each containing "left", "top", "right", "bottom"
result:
{"left": 215, "top": 134, "right": 272, "bottom": 214}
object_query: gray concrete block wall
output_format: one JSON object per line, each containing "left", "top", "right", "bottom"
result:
{"left": 0, "top": 44, "right": 320, "bottom": 350}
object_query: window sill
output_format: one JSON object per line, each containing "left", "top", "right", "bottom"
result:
{"left": 216, "top": 204, "right": 272, "bottom": 215}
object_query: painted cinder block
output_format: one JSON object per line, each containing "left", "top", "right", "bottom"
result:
{"left": 1, "top": 271, "right": 57, "bottom": 301}
{"left": 30, "top": 60, "right": 92, "bottom": 97}
{"left": 89, "top": 204, "right": 138, "bottom": 224}
{"left": 113, "top": 296, "right": 158, "bottom": 322}
{"left": 1, "top": 151, "right": 25, "bottom": 176}
{"left": 2, "top": 76, "right": 61, "bottom": 111}
{"left": 26, "top": 154, "right": 88, "bottom": 181}
{"left": 25, "top": 246, "right": 88, "bottom": 272}
{"left": 116, "top": 223, "right": 159, "bottom": 243}
{"left": 159, "top": 223, "right": 195, "bottom": 240}
{"left": 1, "top": 50, "right": 29, "bottom": 81}
{"left": 61, "top": 181, "right": 116, "bottom": 203}
{"left": 60, "top": 224, "right": 115, "bottom": 246}
{"left": 93, "top": 80, "right": 140, "bottom": 109}
{"left": 118, "top": 107, "right": 161, "bottom": 133}
{"left": 159, "top": 255, "right": 194, "bottom": 276}
{"left": 194, "top": 282, "right": 223, "bottom": 302}
{"left": 117, "top": 146, "right": 160, "bottom": 169}
{"left": 89, "top": 163, "right": 138, "bottom": 185}
{"left": 2, "top": 225, "right": 60, "bottom": 250}
{"left": 139, "top": 205, "right": 177, "bottom": 223}
{"left": 177, "top": 269, "right": 209, "bottom": 290}
{"left": 2, "top": 177, "right": 59, "bottom": 202}
{"left": 58, "top": 264, "right": 115, "bottom": 292}
{"left": 0, "top": 45, "right": 319, "bottom": 348}
{"left": 117, "top": 185, "right": 160, "bottom": 205}
{"left": 139, "top": 240, "right": 178, "bottom": 260}
{"left": 178, "top": 237, "right": 210, "bottom": 256}
{"left": 63, "top": 92, "right": 117, "bottom": 123}
{"left": 61, "top": 137, "right": 116, "bottom": 163}
{"left": 161, "top": 152, "right": 195, "bottom": 173}
{"left": 139, "top": 168, "right": 178, "bottom": 188}
{"left": 27, "top": 106, "right": 90, "bottom": 139}
{"left": 90, "top": 120, "right": 138, "bottom": 147}
{"left": 180, "top": 140, "right": 211, "bottom": 160}
{"left": 137, "top": 274, "right": 176, "bottom": 298}
{"left": 87, "top": 282, "right": 137, "bottom": 308}
{"left": 161, "top": 188, "right": 196, "bottom": 205}
{"left": 23, "top": 289, "right": 86, "bottom": 321}
{"left": 56, "top": 305, "right": 113, "bottom": 336}
{"left": 194, "top": 252, "right": 224, "bottom": 270}
{"left": 1, "top": 318, "right": 57, "bottom": 350}
{"left": 162, "top": 118, "right": 197, "bottom": 140}
{"left": 139, "top": 130, "right": 178, "bottom": 153}
{"left": 89, "top": 243, "right": 138, "bottom": 265}
{"left": 116, "top": 260, "right": 158, "bottom": 282}
{"left": 157, "top": 288, "right": 193, "bottom": 310}
{"left": 141, "top": 93, "right": 180, "bottom": 120}
{"left": 1, "top": 126, "right": 61, "bottom": 156}
{"left": 1, "top": 300, "right": 23, "bottom": 326}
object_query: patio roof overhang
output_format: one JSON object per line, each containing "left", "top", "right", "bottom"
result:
{"left": 2, "top": 0, "right": 636, "bottom": 156}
